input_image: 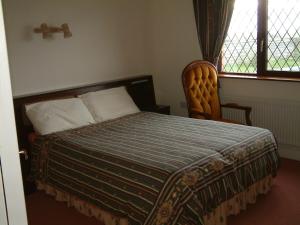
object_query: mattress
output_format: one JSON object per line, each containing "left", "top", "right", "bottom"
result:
{"left": 31, "top": 112, "right": 279, "bottom": 225}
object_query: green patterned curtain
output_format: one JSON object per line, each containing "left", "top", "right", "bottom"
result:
{"left": 193, "top": 0, "right": 235, "bottom": 65}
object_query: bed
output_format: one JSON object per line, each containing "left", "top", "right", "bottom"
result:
{"left": 14, "top": 75, "right": 279, "bottom": 225}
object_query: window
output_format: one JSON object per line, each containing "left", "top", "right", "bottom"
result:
{"left": 220, "top": 0, "right": 300, "bottom": 78}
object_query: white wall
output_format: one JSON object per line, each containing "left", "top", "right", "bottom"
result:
{"left": 220, "top": 78, "right": 300, "bottom": 102}
{"left": 3, "top": 0, "right": 150, "bottom": 97}
{"left": 146, "top": 0, "right": 201, "bottom": 116}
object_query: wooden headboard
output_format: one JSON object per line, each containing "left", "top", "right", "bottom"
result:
{"left": 13, "top": 75, "right": 156, "bottom": 149}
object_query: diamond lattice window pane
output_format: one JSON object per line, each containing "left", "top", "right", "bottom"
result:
{"left": 222, "top": 0, "right": 257, "bottom": 73}
{"left": 267, "top": 0, "right": 300, "bottom": 72}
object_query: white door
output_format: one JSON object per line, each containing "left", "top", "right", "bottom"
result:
{"left": 0, "top": 161, "right": 8, "bottom": 225}
{"left": 0, "top": 0, "right": 28, "bottom": 224}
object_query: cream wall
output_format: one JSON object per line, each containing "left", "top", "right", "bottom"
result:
{"left": 4, "top": 0, "right": 150, "bottom": 97}
{"left": 146, "top": 0, "right": 201, "bottom": 116}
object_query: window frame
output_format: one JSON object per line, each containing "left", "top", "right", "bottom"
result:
{"left": 219, "top": 0, "right": 300, "bottom": 79}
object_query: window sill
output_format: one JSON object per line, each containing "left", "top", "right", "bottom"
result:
{"left": 218, "top": 74, "right": 300, "bottom": 83}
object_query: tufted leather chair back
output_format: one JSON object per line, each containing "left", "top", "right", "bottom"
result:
{"left": 182, "top": 60, "right": 221, "bottom": 120}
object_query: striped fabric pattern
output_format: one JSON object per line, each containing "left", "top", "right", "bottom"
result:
{"left": 31, "top": 112, "right": 279, "bottom": 225}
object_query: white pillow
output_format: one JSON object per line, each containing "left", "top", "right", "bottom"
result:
{"left": 25, "top": 98, "right": 96, "bottom": 135}
{"left": 79, "top": 86, "right": 140, "bottom": 122}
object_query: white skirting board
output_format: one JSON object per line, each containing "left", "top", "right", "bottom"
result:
{"left": 278, "top": 144, "right": 300, "bottom": 161}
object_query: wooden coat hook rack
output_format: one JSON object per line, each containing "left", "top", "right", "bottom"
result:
{"left": 34, "top": 23, "right": 72, "bottom": 39}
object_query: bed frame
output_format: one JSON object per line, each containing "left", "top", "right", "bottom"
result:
{"left": 13, "top": 75, "right": 157, "bottom": 149}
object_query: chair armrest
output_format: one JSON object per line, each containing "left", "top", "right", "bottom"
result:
{"left": 189, "top": 108, "right": 212, "bottom": 120}
{"left": 221, "top": 103, "right": 252, "bottom": 126}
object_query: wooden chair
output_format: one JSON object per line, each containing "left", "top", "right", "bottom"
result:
{"left": 182, "top": 60, "right": 252, "bottom": 126}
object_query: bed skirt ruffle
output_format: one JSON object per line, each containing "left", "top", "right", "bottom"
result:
{"left": 36, "top": 181, "right": 129, "bottom": 225}
{"left": 204, "top": 175, "right": 273, "bottom": 225}
{"left": 36, "top": 175, "right": 273, "bottom": 225}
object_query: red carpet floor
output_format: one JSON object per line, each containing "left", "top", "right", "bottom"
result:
{"left": 26, "top": 158, "right": 300, "bottom": 225}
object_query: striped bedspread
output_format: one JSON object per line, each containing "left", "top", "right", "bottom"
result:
{"left": 31, "top": 112, "right": 279, "bottom": 225}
